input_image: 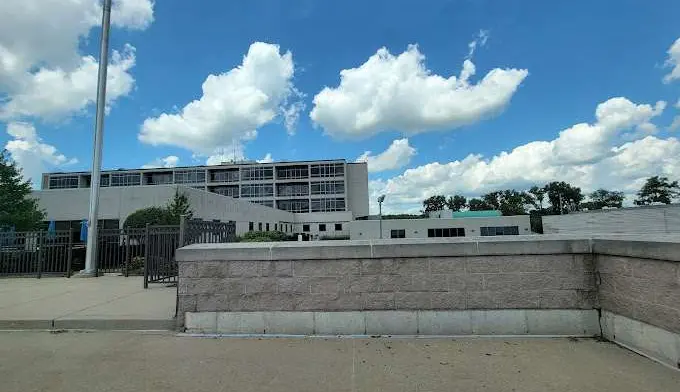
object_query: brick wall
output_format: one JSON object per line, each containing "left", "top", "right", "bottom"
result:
{"left": 597, "top": 255, "right": 680, "bottom": 334}
{"left": 178, "top": 253, "right": 597, "bottom": 321}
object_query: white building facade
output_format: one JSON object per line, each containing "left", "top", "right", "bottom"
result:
{"left": 36, "top": 159, "right": 368, "bottom": 238}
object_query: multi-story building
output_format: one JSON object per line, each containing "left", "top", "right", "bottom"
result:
{"left": 36, "top": 159, "right": 369, "bottom": 237}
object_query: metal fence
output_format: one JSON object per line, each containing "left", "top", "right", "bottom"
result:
{"left": 0, "top": 230, "right": 73, "bottom": 278}
{"left": 96, "top": 228, "right": 147, "bottom": 276}
{"left": 143, "top": 219, "right": 236, "bottom": 288}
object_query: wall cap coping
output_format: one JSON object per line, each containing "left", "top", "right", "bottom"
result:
{"left": 175, "top": 234, "right": 633, "bottom": 262}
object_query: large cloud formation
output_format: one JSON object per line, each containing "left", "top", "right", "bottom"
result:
{"left": 310, "top": 36, "right": 528, "bottom": 139}
{"left": 369, "top": 97, "right": 675, "bottom": 213}
{"left": 139, "top": 42, "right": 303, "bottom": 157}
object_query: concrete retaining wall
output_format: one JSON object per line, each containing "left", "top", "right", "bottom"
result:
{"left": 176, "top": 236, "right": 680, "bottom": 367}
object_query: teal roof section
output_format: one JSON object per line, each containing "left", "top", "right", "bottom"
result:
{"left": 452, "top": 210, "right": 502, "bottom": 218}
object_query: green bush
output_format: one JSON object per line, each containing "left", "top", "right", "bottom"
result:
{"left": 238, "top": 230, "right": 291, "bottom": 242}
{"left": 123, "top": 207, "right": 174, "bottom": 229}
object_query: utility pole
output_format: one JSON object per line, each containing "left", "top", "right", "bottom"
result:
{"left": 82, "top": 0, "right": 113, "bottom": 276}
{"left": 377, "top": 195, "right": 385, "bottom": 239}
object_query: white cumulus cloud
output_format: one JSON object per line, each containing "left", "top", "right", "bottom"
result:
{"left": 310, "top": 40, "right": 528, "bottom": 139}
{"left": 139, "top": 42, "right": 302, "bottom": 154}
{"left": 0, "top": 0, "right": 153, "bottom": 120}
{"left": 4, "top": 122, "right": 77, "bottom": 186}
{"left": 663, "top": 37, "right": 680, "bottom": 84}
{"left": 368, "top": 97, "right": 673, "bottom": 213}
{"left": 142, "top": 155, "right": 180, "bottom": 169}
{"left": 356, "top": 138, "right": 416, "bottom": 173}
{"left": 1, "top": 45, "right": 136, "bottom": 119}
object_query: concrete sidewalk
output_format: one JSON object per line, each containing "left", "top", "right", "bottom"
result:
{"left": 1, "top": 332, "right": 678, "bottom": 392}
{"left": 0, "top": 277, "right": 176, "bottom": 330}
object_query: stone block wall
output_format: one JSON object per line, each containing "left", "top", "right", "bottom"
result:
{"left": 597, "top": 255, "right": 680, "bottom": 334}
{"left": 176, "top": 238, "right": 597, "bottom": 326}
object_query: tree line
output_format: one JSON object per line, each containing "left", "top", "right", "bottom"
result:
{"left": 421, "top": 177, "right": 680, "bottom": 232}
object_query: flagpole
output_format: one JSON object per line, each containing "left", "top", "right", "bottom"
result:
{"left": 82, "top": 0, "right": 113, "bottom": 276}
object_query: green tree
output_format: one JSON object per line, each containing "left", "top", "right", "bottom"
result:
{"left": 166, "top": 189, "right": 193, "bottom": 224}
{"left": 634, "top": 176, "right": 680, "bottom": 205}
{"left": 422, "top": 195, "right": 447, "bottom": 212}
{"left": 468, "top": 198, "right": 493, "bottom": 211}
{"left": 528, "top": 185, "right": 546, "bottom": 211}
{"left": 481, "top": 190, "right": 531, "bottom": 216}
{"left": 0, "top": 150, "right": 45, "bottom": 230}
{"left": 544, "top": 181, "right": 584, "bottom": 214}
{"left": 584, "top": 189, "right": 624, "bottom": 210}
{"left": 446, "top": 195, "right": 467, "bottom": 211}
{"left": 123, "top": 207, "right": 174, "bottom": 229}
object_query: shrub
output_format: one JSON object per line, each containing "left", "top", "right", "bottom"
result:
{"left": 123, "top": 207, "right": 174, "bottom": 229}
{"left": 238, "top": 230, "right": 291, "bottom": 242}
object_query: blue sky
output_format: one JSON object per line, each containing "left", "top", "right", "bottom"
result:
{"left": 1, "top": 0, "right": 680, "bottom": 213}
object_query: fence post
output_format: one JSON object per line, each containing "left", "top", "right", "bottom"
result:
{"left": 179, "top": 214, "right": 187, "bottom": 247}
{"left": 143, "top": 223, "right": 150, "bottom": 289}
{"left": 67, "top": 229, "right": 73, "bottom": 278}
{"left": 36, "top": 231, "right": 43, "bottom": 279}
{"left": 124, "top": 228, "right": 131, "bottom": 277}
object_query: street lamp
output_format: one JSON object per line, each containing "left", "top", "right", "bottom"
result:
{"left": 377, "top": 195, "right": 385, "bottom": 239}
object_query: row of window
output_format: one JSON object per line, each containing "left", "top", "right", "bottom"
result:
{"left": 241, "top": 184, "right": 274, "bottom": 198}
{"left": 48, "top": 164, "right": 348, "bottom": 189}
{"left": 248, "top": 222, "right": 293, "bottom": 232}
{"left": 311, "top": 197, "right": 346, "bottom": 212}
{"left": 428, "top": 228, "right": 466, "bottom": 238}
{"left": 480, "top": 226, "right": 520, "bottom": 236}
{"left": 302, "top": 223, "right": 343, "bottom": 232}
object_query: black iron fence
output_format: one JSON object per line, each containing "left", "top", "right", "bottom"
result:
{"left": 0, "top": 230, "right": 73, "bottom": 278}
{"left": 1, "top": 219, "right": 236, "bottom": 281}
{"left": 96, "top": 228, "right": 147, "bottom": 276}
{"left": 143, "top": 219, "right": 236, "bottom": 288}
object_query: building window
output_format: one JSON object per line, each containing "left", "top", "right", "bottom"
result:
{"left": 210, "top": 185, "right": 239, "bottom": 198}
{"left": 258, "top": 222, "right": 262, "bottom": 231}
{"left": 310, "top": 181, "right": 345, "bottom": 195}
{"left": 427, "top": 228, "right": 466, "bottom": 238}
{"left": 241, "top": 184, "right": 274, "bottom": 198}
{"left": 390, "top": 229, "right": 406, "bottom": 239}
{"left": 274, "top": 223, "right": 278, "bottom": 231}
{"left": 311, "top": 197, "right": 346, "bottom": 212}
{"left": 480, "top": 226, "right": 519, "bottom": 236}
{"left": 319, "top": 224, "right": 326, "bottom": 232}
{"left": 210, "top": 169, "right": 239, "bottom": 182}
{"left": 241, "top": 166, "right": 273, "bottom": 181}
{"left": 145, "top": 172, "right": 173, "bottom": 185}
{"left": 252, "top": 200, "right": 274, "bottom": 208}
{"left": 335, "top": 223, "right": 342, "bottom": 231}
{"left": 276, "top": 165, "right": 309, "bottom": 180}
{"left": 48, "top": 175, "right": 79, "bottom": 189}
{"left": 174, "top": 169, "right": 205, "bottom": 184}
{"left": 249, "top": 222, "right": 254, "bottom": 231}
{"left": 266, "top": 223, "right": 270, "bottom": 231}
{"left": 303, "top": 224, "right": 310, "bottom": 232}
{"left": 277, "top": 199, "right": 310, "bottom": 213}
{"left": 310, "top": 163, "right": 344, "bottom": 178}
{"left": 276, "top": 183, "right": 309, "bottom": 197}
{"left": 110, "top": 173, "right": 141, "bottom": 187}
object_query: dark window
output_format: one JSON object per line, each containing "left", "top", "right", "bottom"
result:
{"left": 276, "top": 165, "right": 308, "bottom": 180}
{"left": 211, "top": 169, "right": 239, "bottom": 182}
{"left": 48, "top": 175, "right": 79, "bottom": 189}
{"left": 303, "top": 224, "right": 310, "bottom": 232}
{"left": 258, "top": 222, "right": 262, "bottom": 231}
{"left": 319, "top": 224, "right": 326, "bottom": 232}
{"left": 276, "top": 199, "right": 310, "bottom": 213}
{"left": 249, "top": 222, "right": 254, "bottom": 231}
{"left": 274, "top": 223, "right": 278, "bottom": 231}
{"left": 390, "top": 229, "right": 406, "bottom": 238}
{"left": 174, "top": 169, "right": 205, "bottom": 184}
{"left": 241, "top": 166, "right": 273, "bottom": 181}
{"left": 276, "top": 182, "right": 309, "bottom": 197}
{"left": 266, "top": 223, "right": 270, "bottom": 231}
{"left": 335, "top": 223, "right": 342, "bottom": 231}
{"left": 480, "top": 226, "right": 519, "bottom": 236}
{"left": 110, "top": 173, "right": 141, "bottom": 187}
{"left": 310, "top": 197, "right": 346, "bottom": 212}
{"left": 428, "top": 228, "right": 465, "bottom": 238}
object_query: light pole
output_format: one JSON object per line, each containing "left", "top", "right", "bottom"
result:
{"left": 377, "top": 195, "right": 385, "bottom": 239}
{"left": 82, "top": 0, "right": 113, "bottom": 276}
